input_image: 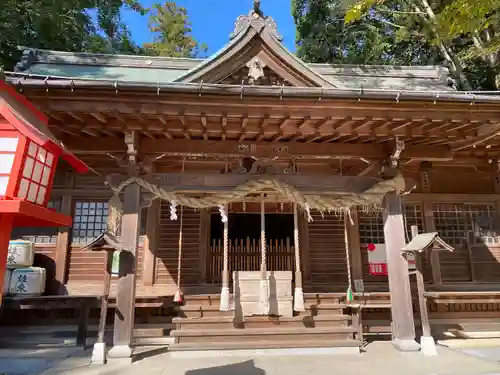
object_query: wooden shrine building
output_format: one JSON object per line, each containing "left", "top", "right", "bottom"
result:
{"left": 5, "top": 2, "right": 500, "bottom": 357}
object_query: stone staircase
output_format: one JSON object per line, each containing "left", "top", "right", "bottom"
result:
{"left": 168, "top": 293, "right": 361, "bottom": 353}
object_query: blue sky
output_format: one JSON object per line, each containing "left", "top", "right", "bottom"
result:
{"left": 121, "top": 0, "right": 296, "bottom": 55}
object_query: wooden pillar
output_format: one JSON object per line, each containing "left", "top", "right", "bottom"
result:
{"left": 142, "top": 200, "right": 160, "bottom": 287}
{"left": 383, "top": 192, "right": 420, "bottom": 351}
{"left": 108, "top": 133, "right": 141, "bottom": 360}
{"left": 423, "top": 202, "right": 442, "bottom": 285}
{"left": 346, "top": 208, "right": 363, "bottom": 286}
{"left": 54, "top": 172, "right": 74, "bottom": 292}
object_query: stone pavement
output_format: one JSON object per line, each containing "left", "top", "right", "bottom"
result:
{"left": 28, "top": 341, "right": 500, "bottom": 375}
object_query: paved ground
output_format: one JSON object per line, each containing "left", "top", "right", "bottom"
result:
{"left": 15, "top": 341, "right": 499, "bottom": 375}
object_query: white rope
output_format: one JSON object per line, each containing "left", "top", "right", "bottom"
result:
{"left": 220, "top": 204, "right": 230, "bottom": 311}
{"left": 344, "top": 211, "right": 353, "bottom": 304}
{"left": 108, "top": 174, "right": 407, "bottom": 214}
{"left": 293, "top": 203, "right": 305, "bottom": 312}
{"left": 259, "top": 199, "right": 269, "bottom": 314}
{"left": 174, "top": 206, "right": 184, "bottom": 303}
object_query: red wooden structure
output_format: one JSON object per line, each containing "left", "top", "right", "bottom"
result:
{"left": 0, "top": 80, "right": 88, "bottom": 297}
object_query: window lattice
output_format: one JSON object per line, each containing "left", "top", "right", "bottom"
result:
{"left": 11, "top": 200, "right": 62, "bottom": 244}
{"left": 433, "top": 204, "right": 466, "bottom": 246}
{"left": 359, "top": 209, "right": 384, "bottom": 245}
{"left": 403, "top": 204, "right": 424, "bottom": 241}
{"left": 72, "top": 201, "right": 108, "bottom": 245}
{"left": 359, "top": 204, "right": 424, "bottom": 245}
{"left": 464, "top": 204, "right": 500, "bottom": 245}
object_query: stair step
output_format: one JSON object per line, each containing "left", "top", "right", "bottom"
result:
{"left": 171, "top": 326, "right": 357, "bottom": 343}
{"left": 169, "top": 339, "right": 362, "bottom": 352}
{"left": 174, "top": 315, "right": 351, "bottom": 329}
{"left": 172, "top": 326, "right": 356, "bottom": 337}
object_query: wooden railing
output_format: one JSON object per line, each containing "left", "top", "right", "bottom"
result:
{"left": 207, "top": 237, "right": 294, "bottom": 284}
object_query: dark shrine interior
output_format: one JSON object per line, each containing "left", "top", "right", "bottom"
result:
{"left": 210, "top": 213, "right": 293, "bottom": 242}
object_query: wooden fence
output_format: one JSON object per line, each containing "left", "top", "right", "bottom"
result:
{"left": 207, "top": 237, "right": 294, "bottom": 284}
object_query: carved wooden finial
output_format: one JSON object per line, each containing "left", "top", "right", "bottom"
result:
{"left": 254, "top": 0, "right": 262, "bottom": 15}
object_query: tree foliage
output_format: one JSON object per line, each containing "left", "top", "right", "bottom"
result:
{"left": 0, "top": 0, "right": 147, "bottom": 70}
{"left": 292, "top": 0, "right": 442, "bottom": 67}
{"left": 342, "top": 0, "right": 500, "bottom": 89}
{"left": 144, "top": 2, "right": 207, "bottom": 58}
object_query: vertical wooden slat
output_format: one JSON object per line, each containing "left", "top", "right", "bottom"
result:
{"left": 298, "top": 212, "right": 311, "bottom": 282}
{"left": 142, "top": 200, "right": 160, "bottom": 286}
{"left": 198, "top": 208, "right": 210, "bottom": 283}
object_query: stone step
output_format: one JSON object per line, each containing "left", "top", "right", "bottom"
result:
{"left": 174, "top": 315, "right": 351, "bottom": 330}
{"left": 171, "top": 326, "right": 357, "bottom": 344}
{"left": 169, "top": 338, "right": 361, "bottom": 352}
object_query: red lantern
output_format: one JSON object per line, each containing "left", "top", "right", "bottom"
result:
{"left": 0, "top": 80, "right": 88, "bottom": 298}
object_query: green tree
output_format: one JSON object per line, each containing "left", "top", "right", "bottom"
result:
{"left": 0, "top": 0, "right": 147, "bottom": 70}
{"left": 292, "top": 0, "right": 442, "bottom": 66}
{"left": 344, "top": 0, "right": 500, "bottom": 89}
{"left": 144, "top": 2, "right": 207, "bottom": 58}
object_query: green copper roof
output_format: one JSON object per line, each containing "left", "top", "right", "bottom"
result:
{"left": 25, "top": 63, "right": 188, "bottom": 82}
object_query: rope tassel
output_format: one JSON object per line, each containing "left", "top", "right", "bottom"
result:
{"left": 259, "top": 200, "right": 269, "bottom": 314}
{"left": 293, "top": 203, "right": 305, "bottom": 312}
{"left": 219, "top": 204, "right": 231, "bottom": 311}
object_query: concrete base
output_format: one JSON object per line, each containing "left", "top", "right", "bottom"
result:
{"left": 170, "top": 346, "right": 360, "bottom": 359}
{"left": 91, "top": 342, "right": 107, "bottom": 365}
{"left": 392, "top": 338, "right": 421, "bottom": 352}
{"left": 108, "top": 345, "right": 133, "bottom": 361}
{"left": 420, "top": 336, "right": 438, "bottom": 356}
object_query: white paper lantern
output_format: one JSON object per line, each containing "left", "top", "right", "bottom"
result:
{"left": 7, "top": 240, "right": 34, "bottom": 268}
{"left": 9, "top": 267, "right": 46, "bottom": 296}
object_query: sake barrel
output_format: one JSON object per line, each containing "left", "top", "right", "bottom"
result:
{"left": 3, "top": 269, "right": 12, "bottom": 295}
{"left": 7, "top": 240, "right": 34, "bottom": 268}
{"left": 9, "top": 267, "right": 46, "bottom": 296}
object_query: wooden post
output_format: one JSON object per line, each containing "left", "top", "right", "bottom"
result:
{"left": 92, "top": 250, "right": 112, "bottom": 364}
{"left": 411, "top": 226, "right": 437, "bottom": 356}
{"left": 54, "top": 171, "right": 74, "bottom": 292}
{"left": 142, "top": 200, "right": 159, "bottom": 286}
{"left": 422, "top": 202, "right": 442, "bottom": 285}
{"left": 108, "top": 132, "right": 141, "bottom": 361}
{"left": 383, "top": 192, "right": 420, "bottom": 351}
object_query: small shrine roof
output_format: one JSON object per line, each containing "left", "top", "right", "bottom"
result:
{"left": 402, "top": 232, "right": 454, "bottom": 253}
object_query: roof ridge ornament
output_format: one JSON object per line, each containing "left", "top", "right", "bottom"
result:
{"left": 231, "top": 1, "right": 283, "bottom": 41}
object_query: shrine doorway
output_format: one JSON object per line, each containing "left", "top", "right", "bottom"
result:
{"left": 206, "top": 206, "right": 294, "bottom": 284}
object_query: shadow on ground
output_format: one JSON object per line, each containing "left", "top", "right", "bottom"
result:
{"left": 185, "top": 360, "right": 265, "bottom": 375}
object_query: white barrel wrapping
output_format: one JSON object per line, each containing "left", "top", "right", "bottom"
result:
{"left": 9, "top": 267, "right": 46, "bottom": 296}
{"left": 7, "top": 240, "right": 34, "bottom": 268}
{"left": 3, "top": 269, "right": 12, "bottom": 295}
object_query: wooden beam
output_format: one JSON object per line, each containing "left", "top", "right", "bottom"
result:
{"left": 383, "top": 192, "right": 419, "bottom": 351}
{"left": 62, "top": 137, "right": 453, "bottom": 161}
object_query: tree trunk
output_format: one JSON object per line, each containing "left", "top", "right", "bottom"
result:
{"left": 414, "top": 0, "right": 472, "bottom": 90}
